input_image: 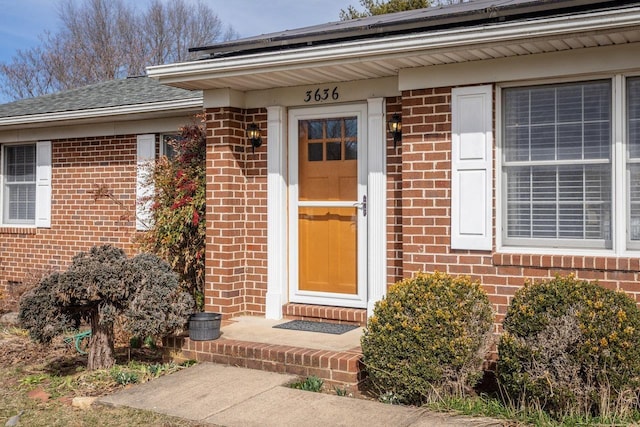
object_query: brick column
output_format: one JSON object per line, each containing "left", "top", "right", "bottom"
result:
{"left": 204, "top": 107, "right": 247, "bottom": 316}
{"left": 203, "top": 107, "right": 269, "bottom": 317}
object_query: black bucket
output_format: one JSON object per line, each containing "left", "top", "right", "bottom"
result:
{"left": 188, "top": 312, "right": 222, "bottom": 341}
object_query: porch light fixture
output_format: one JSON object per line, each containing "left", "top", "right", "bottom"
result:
{"left": 387, "top": 114, "right": 402, "bottom": 148}
{"left": 246, "top": 122, "right": 262, "bottom": 153}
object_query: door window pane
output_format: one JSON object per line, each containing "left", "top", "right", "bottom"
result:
{"left": 326, "top": 142, "right": 341, "bottom": 160}
{"left": 308, "top": 143, "right": 322, "bottom": 161}
{"left": 308, "top": 121, "right": 324, "bottom": 139}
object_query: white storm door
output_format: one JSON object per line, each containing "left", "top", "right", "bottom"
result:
{"left": 288, "top": 104, "right": 368, "bottom": 308}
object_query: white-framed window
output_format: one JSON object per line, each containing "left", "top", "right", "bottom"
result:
{"left": 501, "top": 75, "right": 640, "bottom": 253}
{"left": 2, "top": 144, "right": 37, "bottom": 224}
{"left": 0, "top": 141, "right": 51, "bottom": 228}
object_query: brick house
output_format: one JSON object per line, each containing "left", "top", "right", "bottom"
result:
{"left": 145, "top": 0, "right": 640, "bottom": 329}
{"left": 0, "top": 77, "right": 202, "bottom": 290}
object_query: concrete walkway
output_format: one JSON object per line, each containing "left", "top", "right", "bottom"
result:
{"left": 98, "top": 363, "right": 506, "bottom": 427}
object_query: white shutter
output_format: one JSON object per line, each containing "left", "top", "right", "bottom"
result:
{"left": 451, "top": 85, "right": 493, "bottom": 250}
{"left": 35, "top": 141, "right": 52, "bottom": 228}
{"left": 136, "top": 134, "right": 155, "bottom": 231}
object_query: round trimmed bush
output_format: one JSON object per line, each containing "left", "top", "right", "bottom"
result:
{"left": 361, "top": 271, "right": 494, "bottom": 405}
{"left": 498, "top": 275, "right": 640, "bottom": 418}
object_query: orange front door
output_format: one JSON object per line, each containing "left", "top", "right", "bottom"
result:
{"left": 297, "top": 117, "right": 359, "bottom": 295}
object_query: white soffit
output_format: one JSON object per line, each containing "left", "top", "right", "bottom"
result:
{"left": 148, "top": 7, "right": 640, "bottom": 91}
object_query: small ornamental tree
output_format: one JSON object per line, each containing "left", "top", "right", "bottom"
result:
{"left": 19, "top": 245, "right": 193, "bottom": 370}
{"left": 138, "top": 119, "right": 206, "bottom": 309}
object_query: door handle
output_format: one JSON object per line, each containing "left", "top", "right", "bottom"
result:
{"left": 353, "top": 195, "right": 367, "bottom": 217}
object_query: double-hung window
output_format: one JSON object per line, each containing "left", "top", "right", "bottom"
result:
{"left": 2, "top": 144, "right": 37, "bottom": 225}
{"left": 1, "top": 141, "right": 51, "bottom": 228}
{"left": 502, "top": 80, "right": 612, "bottom": 249}
{"left": 502, "top": 76, "right": 640, "bottom": 252}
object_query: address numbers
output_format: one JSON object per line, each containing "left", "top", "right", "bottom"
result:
{"left": 304, "top": 87, "right": 339, "bottom": 103}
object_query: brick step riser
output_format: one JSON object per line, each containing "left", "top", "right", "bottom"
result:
{"left": 282, "top": 304, "right": 367, "bottom": 327}
{"left": 163, "top": 336, "right": 364, "bottom": 388}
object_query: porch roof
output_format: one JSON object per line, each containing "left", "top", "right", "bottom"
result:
{"left": 147, "top": 0, "right": 640, "bottom": 92}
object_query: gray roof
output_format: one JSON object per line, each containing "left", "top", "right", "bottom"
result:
{"left": 192, "top": 0, "right": 636, "bottom": 58}
{"left": 0, "top": 76, "right": 202, "bottom": 119}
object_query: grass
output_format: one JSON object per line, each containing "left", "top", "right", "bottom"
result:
{"left": 426, "top": 393, "right": 640, "bottom": 427}
{"left": 1, "top": 368, "right": 204, "bottom": 427}
{"left": 0, "top": 326, "right": 206, "bottom": 427}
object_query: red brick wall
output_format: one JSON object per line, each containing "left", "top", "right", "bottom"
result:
{"left": 203, "top": 107, "right": 268, "bottom": 317}
{"left": 0, "top": 135, "right": 142, "bottom": 292}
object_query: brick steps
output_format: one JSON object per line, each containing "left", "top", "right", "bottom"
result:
{"left": 163, "top": 335, "right": 364, "bottom": 387}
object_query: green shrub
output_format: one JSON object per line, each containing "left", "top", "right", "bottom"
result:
{"left": 498, "top": 274, "right": 640, "bottom": 419}
{"left": 361, "top": 271, "right": 494, "bottom": 405}
{"left": 111, "top": 370, "right": 139, "bottom": 385}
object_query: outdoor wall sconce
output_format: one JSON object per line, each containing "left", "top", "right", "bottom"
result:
{"left": 246, "top": 123, "right": 262, "bottom": 153}
{"left": 387, "top": 114, "right": 402, "bottom": 148}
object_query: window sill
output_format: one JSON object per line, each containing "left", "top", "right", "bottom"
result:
{"left": 493, "top": 252, "right": 640, "bottom": 273}
{"left": 0, "top": 227, "right": 37, "bottom": 235}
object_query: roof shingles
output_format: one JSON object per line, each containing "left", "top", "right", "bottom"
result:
{"left": 0, "top": 76, "right": 201, "bottom": 119}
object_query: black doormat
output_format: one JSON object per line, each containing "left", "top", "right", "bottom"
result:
{"left": 273, "top": 320, "right": 359, "bottom": 335}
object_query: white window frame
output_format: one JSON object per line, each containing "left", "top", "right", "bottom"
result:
{"left": 497, "top": 73, "right": 640, "bottom": 256}
{"left": 1, "top": 142, "right": 38, "bottom": 226}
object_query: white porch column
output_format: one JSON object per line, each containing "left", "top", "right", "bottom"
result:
{"left": 367, "top": 98, "right": 387, "bottom": 317}
{"left": 265, "top": 105, "right": 288, "bottom": 319}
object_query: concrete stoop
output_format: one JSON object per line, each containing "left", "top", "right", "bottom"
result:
{"left": 162, "top": 335, "right": 364, "bottom": 387}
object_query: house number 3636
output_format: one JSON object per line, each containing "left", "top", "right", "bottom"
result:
{"left": 304, "top": 87, "right": 339, "bottom": 103}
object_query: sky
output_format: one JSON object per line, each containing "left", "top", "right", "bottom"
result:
{"left": 0, "top": 0, "right": 352, "bottom": 101}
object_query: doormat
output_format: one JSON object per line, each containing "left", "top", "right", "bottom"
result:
{"left": 273, "top": 320, "right": 359, "bottom": 335}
